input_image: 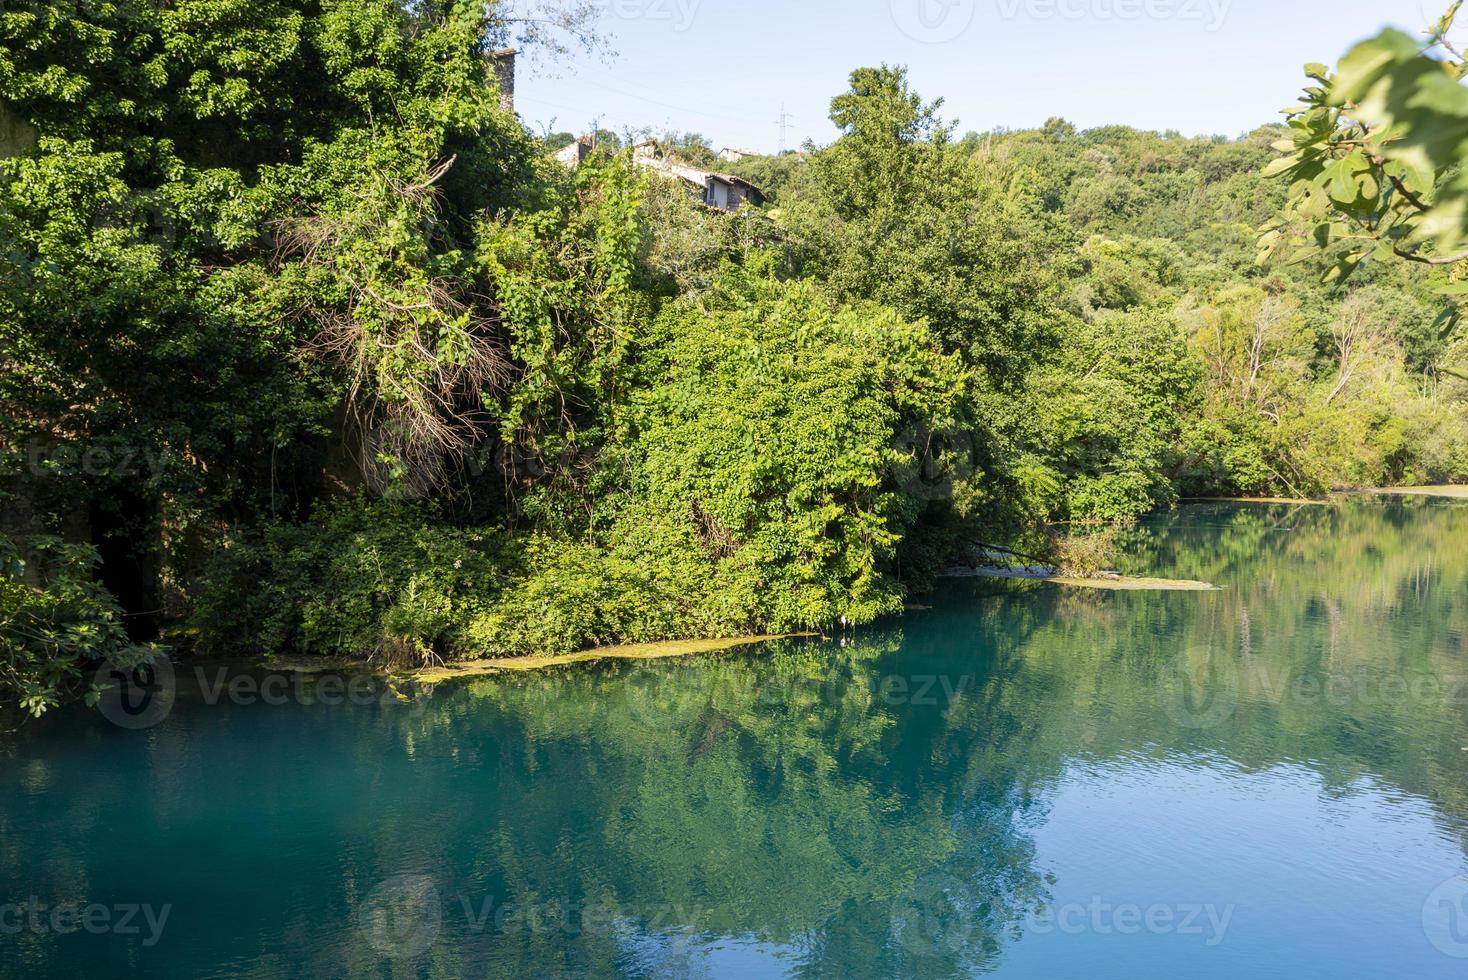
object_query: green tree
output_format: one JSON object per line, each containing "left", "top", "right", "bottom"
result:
{"left": 788, "top": 65, "right": 1059, "bottom": 383}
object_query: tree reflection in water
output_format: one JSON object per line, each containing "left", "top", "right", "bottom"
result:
{"left": 1, "top": 498, "right": 1466, "bottom": 978}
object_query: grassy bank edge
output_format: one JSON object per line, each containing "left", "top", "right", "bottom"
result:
{"left": 1366, "top": 486, "right": 1468, "bottom": 499}
{"left": 259, "top": 633, "right": 818, "bottom": 682}
{"left": 945, "top": 568, "right": 1219, "bottom": 592}
{"left": 1191, "top": 486, "right": 1468, "bottom": 503}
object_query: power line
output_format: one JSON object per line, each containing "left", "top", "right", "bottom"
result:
{"left": 775, "top": 104, "right": 794, "bottom": 155}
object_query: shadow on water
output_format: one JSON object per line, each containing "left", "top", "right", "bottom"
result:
{"left": 2, "top": 497, "right": 1468, "bottom": 977}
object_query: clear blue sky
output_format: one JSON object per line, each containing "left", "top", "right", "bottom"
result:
{"left": 517, "top": 0, "right": 1436, "bottom": 151}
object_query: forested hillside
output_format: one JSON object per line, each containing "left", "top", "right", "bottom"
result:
{"left": 736, "top": 113, "right": 1466, "bottom": 501}
{"left": 3, "top": 0, "right": 1466, "bottom": 714}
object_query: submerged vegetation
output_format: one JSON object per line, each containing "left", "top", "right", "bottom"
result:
{"left": 3, "top": 0, "right": 1468, "bottom": 711}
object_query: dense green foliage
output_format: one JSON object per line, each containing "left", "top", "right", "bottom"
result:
{"left": 197, "top": 276, "right": 968, "bottom": 662}
{"left": 616, "top": 275, "right": 967, "bottom": 630}
{"left": 970, "top": 115, "right": 1467, "bottom": 498}
{"left": 3, "top": 1, "right": 1467, "bottom": 704}
{"left": 0, "top": 533, "right": 155, "bottom": 717}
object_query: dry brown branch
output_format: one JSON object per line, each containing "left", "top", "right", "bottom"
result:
{"left": 274, "top": 173, "right": 514, "bottom": 495}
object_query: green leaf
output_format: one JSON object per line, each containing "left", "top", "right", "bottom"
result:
{"left": 1323, "top": 250, "right": 1367, "bottom": 285}
{"left": 1434, "top": 0, "right": 1464, "bottom": 40}
{"left": 1333, "top": 30, "right": 1421, "bottom": 105}
{"left": 1262, "top": 154, "right": 1301, "bottom": 179}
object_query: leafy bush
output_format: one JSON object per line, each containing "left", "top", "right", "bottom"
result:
{"left": 193, "top": 500, "right": 520, "bottom": 666}
{"left": 1051, "top": 525, "right": 1125, "bottom": 578}
{"left": 0, "top": 533, "right": 157, "bottom": 717}
{"left": 995, "top": 309, "right": 1199, "bottom": 523}
{"left": 618, "top": 272, "right": 970, "bottom": 631}
{"left": 196, "top": 506, "right": 733, "bottom": 662}
{"left": 465, "top": 539, "right": 726, "bottom": 657}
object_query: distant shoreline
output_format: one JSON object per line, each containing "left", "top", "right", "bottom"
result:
{"left": 945, "top": 567, "right": 1218, "bottom": 592}
{"left": 1366, "top": 486, "right": 1468, "bottom": 499}
{"left": 1184, "top": 487, "right": 1468, "bottom": 504}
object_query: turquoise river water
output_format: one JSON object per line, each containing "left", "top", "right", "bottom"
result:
{"left": 3, "top": 499, "right": 1468, "bottom": 978}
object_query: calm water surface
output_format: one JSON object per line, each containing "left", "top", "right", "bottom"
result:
{"left": 4, "top": 499, "right": 1468, "bottom": 978}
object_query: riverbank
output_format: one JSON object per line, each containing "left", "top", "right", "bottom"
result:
{"left": 944, "top": 567, "right": 1219, "bottom": 592}
{"left": 261, "top": 633, "right": 815, "bottom": 682}
{"left": 1188, "top": 486, "right": 1468, "bottom": 504}
{"left": 239, "top": 494, "right": 1468, "bottom": 681}
{"left": 1182, "top": 496, "right": 1332, "bottom": 505}
{"left": 413, "top": 634, "right": 815, "bottom": 681}
{"left": 12, "top": 493, "right": 1465, "bottom": 979}
{"left": 1370, "top": 486, "right": 1468, "bottom": 499}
